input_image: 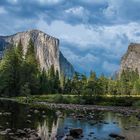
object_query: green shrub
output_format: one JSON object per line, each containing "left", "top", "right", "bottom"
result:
{"left": 133, "top": 100, "right": 140, "bottom": 107}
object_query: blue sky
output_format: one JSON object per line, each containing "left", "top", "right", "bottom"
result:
{"left": 0, "top": 0, "right": 140, "bottom": 76}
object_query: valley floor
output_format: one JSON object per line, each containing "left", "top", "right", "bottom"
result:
{"left": 11, "top": 94, "right": 140, "bottom": 107}
{"left": 1, "top": 95, "right": 140, "bottom": 120}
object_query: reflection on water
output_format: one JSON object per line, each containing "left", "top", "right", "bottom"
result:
{"left": 0, "top": 100, "right": 140, "bottom": 140}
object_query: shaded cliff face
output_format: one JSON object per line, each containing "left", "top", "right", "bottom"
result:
{"left": 0, "top": 30, "right": 74, "bottom": 77}
{"left": 119, "top": 43, "right": 140, "bottom": 75}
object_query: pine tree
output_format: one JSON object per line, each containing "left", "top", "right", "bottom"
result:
{"left": 87, "top": 70, "right": 98, "bottom": 96}
{"left": 23, "top": 38, "right": 39, "bottom": 94}
{"left": 47, "top": 65, "right": 55, "bottom": 93}
{"left": 16, "top": 39, "right": 23, "bottom": 59}
{"left": 54, "top": 70, "right": 60, "bottom": 93}
{"left": 64, "top": 78, "right": 72, "bottom": 94}
{"left": 71, "top": 72, "right": 82, "bottom": 95}
{"left": 39, "top": 68, "right": 48, "bottom": 94}
{"left": 98, "top": 74, "right": 109, "bottom": 95}
{"left": 133, "top": 79, "right": 140, "bottom": 95}
{"left": 0, "top": 46, "right": 21, "bottom": 96}
{"left": 60, "top": 73, "right": 66, "bottom": 93}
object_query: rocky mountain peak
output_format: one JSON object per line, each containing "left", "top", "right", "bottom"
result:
{"left": 119, "top": 43, "right": 140, "bottom": 75}
{"left": 0, "top": 29, "right": 75, "bottom": 77}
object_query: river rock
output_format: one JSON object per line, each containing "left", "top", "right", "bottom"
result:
{"left": 64, "top": 136, "right": 74, "bottom": 140}
{"left": 5, "top": 128, "right": 12, "bottom": 133}
{"left": 34, "top": 110, "right": 39, "bottom": 114}
{"left": 8, "top": 132, "right": 14, "bottom": 136}
{"left": 16, "top": 129, "right": 26, "bottom": 136}
{"left": 0, "top": 131, "right": 7, "bottom": 135}
{"left": 29, "top": 135, "right": 41, "bottom": 140}
{"left": 56, "top": 110, "right": 62, "bottom": 116}
{"left": 26, "top": 120, "right": 31, "bottom": 123}
{"left": 27, "top": 114, "right": 31, "bottom": 118}
{"left": 109, "top": 133, "right": 125, "bottom": 139}
{"left": 3, "top": 112, "right": 11, "bottom": 116}
{"left": 42, "top": 111, "right": 45, "bottom": 114}
{"left": 70, "top": 128, "right": 83, "bottom": 138}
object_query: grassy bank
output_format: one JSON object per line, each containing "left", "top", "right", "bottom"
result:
{"left": 13, "top": 94, "right": 140, "bottom": 107}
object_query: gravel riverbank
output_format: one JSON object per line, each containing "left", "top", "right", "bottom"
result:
{"left": 37, "top": 102, "right": 140, "bottom": 117}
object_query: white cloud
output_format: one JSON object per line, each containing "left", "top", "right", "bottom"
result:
{"left": 80, "top": 0, "right": 107, "bottom": 4}
{"left": 103, "top": 0, "right": 121, "bottom": 19}
{"left": 65, "top": 6, "right": 89, "bottom": 17}
{"left": 103, "top": 3, "right": 117, "bottom": 18}
{"left": 36, "top": 0, "right": 63, "bottom": 5}
{"left": 65, "top": 6, "right": 89, "bottom": 23}
{"left": 36, "top": 19, "right": 140, "bottom": 74}
{"left": 7, "top": 0, "right": 18, "bottom": 4}
{"left": 36, "top": 19, "right": 140, "bottom": 51}
{"left": 61, "top": 47, "right": 99, "bottom": 72}
{"left": 36, "top": 19, "right": 100, "bottom": 47}
{"left": 0, "top": 7, "right": 7, "bottom": 14}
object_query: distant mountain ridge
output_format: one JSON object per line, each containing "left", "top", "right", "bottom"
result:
{"left": 0, "top": 29, "right": 75, "bottom": 77}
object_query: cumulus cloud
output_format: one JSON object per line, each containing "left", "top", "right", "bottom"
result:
{"left": 0, "top": 7, "right": 7, "bottom": 14}
{"left": 7, "top": 0, "right": 18, "bottom": 4}
{"left": 35, "top": 0, "right": 64, "bottom": 5}
{"left": 36, "top": 18, "right": 140, "bottom": 74}
{"left": 36, "top": 19, "right": 140, "bottom": 50}
{"left": 65, "top": 6, "right": 89, "bottom": 23}
{"left": 104, "top": 0, "right": 140, "bottom": 23}
{"left": 61, "top": 46, "right": 99, "bottom": 74}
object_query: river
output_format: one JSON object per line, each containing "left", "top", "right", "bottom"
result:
{"left": 0, "top": 100, "right": 140, "bottom": 140}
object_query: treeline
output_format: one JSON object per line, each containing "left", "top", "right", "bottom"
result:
{"left": 0, "top": 40, "right": 140, "bottom": 97}
{"left": 60, "top": 69, "right": 140, "bottom": 96}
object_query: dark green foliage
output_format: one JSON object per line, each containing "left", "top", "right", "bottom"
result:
{"left": 71, "top": 72, "right": 83, "bottom": 95}
{"left": 39, "top": 69, "right": 48, "bottom": 94}
{"left": 23, "top": 39, "right": 39, "bottom": 94}
{"left": 0, "top": 39, "right": 40, "bottom": 96}
{"left": 20, "top": 83, "right": 31, "bottom": 97}
{"left": 0, "top": 46, "right": 21, "bottom": 96}
{"left": 119, "top": 69, "right": 139, "bottom": 95}
{"left": 0, "top": 39, "right": 140, "bottom": 98}
{"left": 47, "top": 65, "right": 61, "bottom": 94}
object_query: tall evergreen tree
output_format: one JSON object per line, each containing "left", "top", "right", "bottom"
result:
{"left": 54, "top": 70, "right": 60, "bottom": 93}
{"left": 0, "top": 46, "right": 21, "bottom": 96}
{"left": 39, "top": 68, "right": 48, "bottom": 94}
{"left": 71, "top": 72, "right": 82, "bottom": 95}
{"left": 60, "top": 73, "right": 66, "bottom": 93}
{"left": 23, "top": 38, "right": 39, "bottom": 94}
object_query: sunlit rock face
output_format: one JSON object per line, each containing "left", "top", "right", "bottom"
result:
{"left": 0, "top": 29, "right": 74, "bottom": 77}
{"left": 119, "top": 43, "right": 140, "bottom": 75}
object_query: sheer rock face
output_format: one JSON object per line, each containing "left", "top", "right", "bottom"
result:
{"left": 119, "top": 43, "right": 140, "bottom": 75}
{"left": 0, "top": 29, "right": 74, "bottom": 77}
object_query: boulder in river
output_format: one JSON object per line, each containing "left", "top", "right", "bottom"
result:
{"left": 34, "top": 110, "right": 39, "bottom": 114}
{"left": 109, "top": 133, "right": 125, "bottom": 139}
{"left": 70, "top": 128, "right": 83, "bottom": 138}
{"left": 0, "top": 131, "right": 7, "bottom": 135}
{"left": 64, "top": 135, "right": 74, "bottom": 140}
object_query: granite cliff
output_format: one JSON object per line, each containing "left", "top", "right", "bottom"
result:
{"left": 0, "top": 29, "right": 74, "bottom": 77}
{"left": 120, "top": 43, "right": 140, "bottom": 75}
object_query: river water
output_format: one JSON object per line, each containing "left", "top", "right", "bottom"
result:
{"left": 0, "top": 100, "right": 140, "bottom": 140}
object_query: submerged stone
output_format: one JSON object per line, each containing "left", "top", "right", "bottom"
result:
{"left": 70, "top": 128, "right": 83, "bottom": 138}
